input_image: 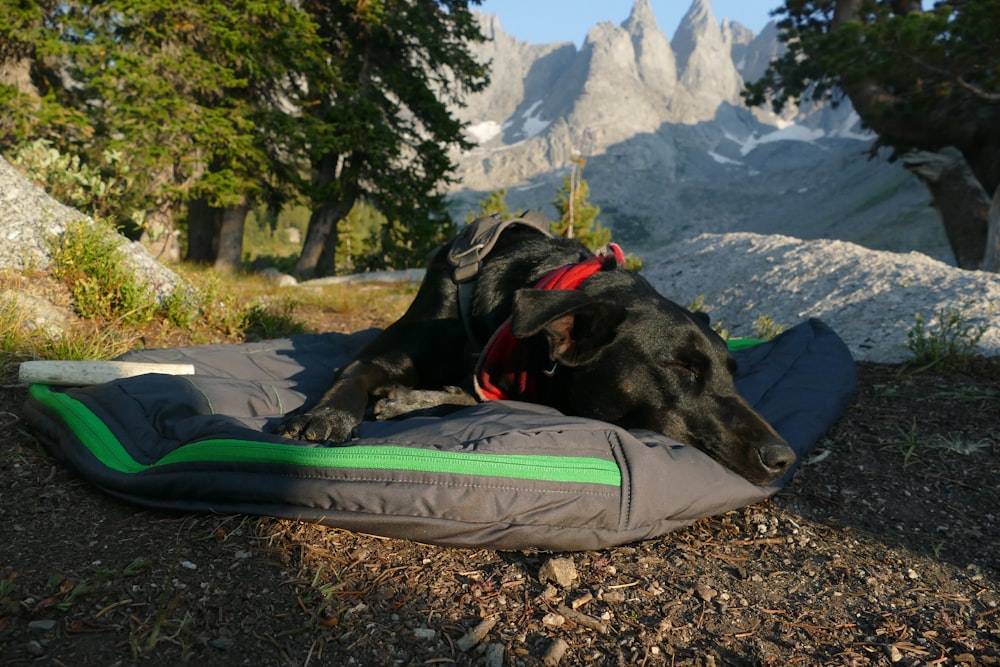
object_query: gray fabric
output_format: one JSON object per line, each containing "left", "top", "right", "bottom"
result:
{"left": 24, "top": 319, "right": 856, "bottom": 551}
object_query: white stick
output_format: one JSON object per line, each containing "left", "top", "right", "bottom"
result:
{"left": 19, "top": 360, "right": 196, "bottom": 386}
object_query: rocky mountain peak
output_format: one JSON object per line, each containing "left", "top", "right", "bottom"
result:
{"left": 671, "top": 0, "right": 718, "bottom": 64}
{"left": 671, "top": 0, "right": 745, "bottom": 113}
{"left": 621, "top": 0, "right": 677, "bottom": 95}
{"left": 622, "top": 0, "right": 657, "bottom": 31}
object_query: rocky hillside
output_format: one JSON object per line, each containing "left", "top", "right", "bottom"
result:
{"left": 449, "top": 0, "right": 950, "bottom": 263}
{"left": 641, "top": 233, "right": 1000, "bottom": 363}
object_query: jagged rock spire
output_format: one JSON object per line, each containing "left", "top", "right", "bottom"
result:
{"left": 671, "top": 0, "right": 744, "bottom": 109}
{"left": 622, "top": 0, "right": 677, "bottom": 94}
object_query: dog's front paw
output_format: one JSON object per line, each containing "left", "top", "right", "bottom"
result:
{"left": 275, "top": 408, "right": 358, "bottom": 443}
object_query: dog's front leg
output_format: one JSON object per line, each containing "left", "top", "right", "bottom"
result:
{"left": 277, "top": 351, "right": 415, "bottom": 442}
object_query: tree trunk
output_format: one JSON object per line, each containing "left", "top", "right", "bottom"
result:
{"left": 293, "top": 197, "right": 354, "bottom": 279}
{"left": 984, "top": 185, "right": 1000, "bottom": 273}
{"left": 902, "top": 148, "right": 990, "bottom": 270}
{"left": 294, "top": 151, "right": 356, "bottom": 280}
{"left": 139, "top": 165, "right": 181, "bottom": 263}
{"left": 214, "top": 198, "right": 249, "bottom": 272}
{"left": 185, "top": 197, "right": 221, "bottom": 263}
{"left": 141, "top": 200, "right": 181, "bottom": 263}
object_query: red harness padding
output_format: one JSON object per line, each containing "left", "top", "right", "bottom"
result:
{"left": 474, "top": 243, "right": 626, "bottom": 402}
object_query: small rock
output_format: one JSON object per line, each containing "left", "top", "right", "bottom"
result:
{"left": 28, "top": 619, "right": 56, "bottom": 633}
{"left": 694, "top": 583, "right": 717, "bottom": 602}
{"left": 601, "top": 590, "right": 626, "bottom": 603}
{"left": 209, "top": 637, "right": 235, "bottom": 650}
{"left": 456, "top": 617, "right": 497, "bottom": 652}
{"left": 538, "top": 557, "right": 577, "bottom": 588}
{"left": 538, "top": 584, "right": 559, "bottom": 601}
{"left": 413, "top": 628, "right": 436, "bottom": 640}
{"left": 484, "top": 642, "right": 505, "bottom": 667}
{"left": 542, "top": 637, "right": 569, "bottom": 666}
{"left": 541, "top": 612, "right": 565, "bottom": 627}
{"left": 25, "top": 640, "right": 45, "bottom": 657}
{"left": 889, "top": 645, "right": 903, "bottom": 662}
{"left": 259, "top": 267, "right": 298, "bottom": 286}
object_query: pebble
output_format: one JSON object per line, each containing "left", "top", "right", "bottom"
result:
{"left": 209, "top": 637, "right": 235, "bottom": 650}
{"left": 694, "top": 583, "right": 718, "bottom": 602}
{"left": 484, "top": 643, "right": 505, "bottom": 667}
{"left": 538, "top": 557, "right": 578, "bottom": 588}
{"left": 28, "top": 620, "right": 56, "bottom": 633}
{"left": 541, "top": 612, "right": 565, "bottom": 627}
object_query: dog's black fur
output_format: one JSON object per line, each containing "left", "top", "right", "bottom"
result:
{"left": 277, "top": 226, "right": 796, "bottom": 485}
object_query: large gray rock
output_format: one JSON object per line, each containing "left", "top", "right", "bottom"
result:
{"left": 642, "top": 232, "right": 1000, "bottom": 362}
{"left": 0, "top": 155, "right": 186, "bottom": 304}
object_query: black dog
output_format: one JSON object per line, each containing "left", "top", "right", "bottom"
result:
{"left": 278, "top": 215, "right": 795, "bottom": 485}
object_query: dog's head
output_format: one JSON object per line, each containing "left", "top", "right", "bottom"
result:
{"left": 510, "top": 280, "right": 796, "bottom": 485}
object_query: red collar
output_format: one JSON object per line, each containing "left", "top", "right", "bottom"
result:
{"left": 474, "top": 244, "right": 625, "bottom": 402}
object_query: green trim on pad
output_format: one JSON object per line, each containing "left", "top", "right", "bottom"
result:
{"left": 727, "top": 338, "right": 764, "bottom": 351}
{"left": 29, "top": 384, "right": 621, "bottom": 487}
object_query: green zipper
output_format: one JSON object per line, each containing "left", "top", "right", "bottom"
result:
{"left": 30, "top": 384, "right": 621, "bottom": 487}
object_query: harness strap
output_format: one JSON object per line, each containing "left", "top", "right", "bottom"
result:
{"left": 448, "top": 210, "right": 555, "bottom": 283}
{"left": 449, "top": 210, "right": 555, "bottom": 348}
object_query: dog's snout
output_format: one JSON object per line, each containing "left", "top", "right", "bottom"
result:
{"left": 758, "top": 440, "right": 796, "bottom": 476}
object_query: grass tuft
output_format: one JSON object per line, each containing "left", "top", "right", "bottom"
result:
{"left": 905, "top": 302, "right": 988, "bottom": 373}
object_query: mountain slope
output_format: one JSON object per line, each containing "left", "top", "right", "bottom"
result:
{"left": 449, "top": 0, "right": 949, "bottom": 263}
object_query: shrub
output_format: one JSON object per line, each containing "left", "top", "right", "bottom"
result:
{"left": 11, "top": 139, "right": 145, "bottom": 232}
{"left": 50, "top": 219, "right": 159, "bottom": 326}
{"left": 906, "top": 303, "right": 987, "bottom": 371}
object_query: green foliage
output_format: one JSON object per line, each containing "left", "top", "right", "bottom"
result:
{"left": 11, "top": 139, "right": 146, "bottom": 233}
{"left": 338, "top": 202, "right": 389, "bottom": 273}
{"left": 50, "top": 220, "right": 160, "bottom": 326}
{"left": 241, "top": 301, "right": 305, "bottom": 342}
{"left": 753, "top": 314, "right": 786, "bottom": 341}
{"left": 465, "top": 189, "right": 513, "bottom": 223}
{"left": 905, "top": 303, "right": 987, "bottom": 372}
{"left": 2, "top": 0, "right": 489, "bottom": 277}
{"left": 552, "top": 158, "right": 611, "bottom": 252}
{"left": 295, "top": 0, "right": 489, "bottom": 276}
{"left": 744, "top": 2, "right": 1000, "bottom": 185}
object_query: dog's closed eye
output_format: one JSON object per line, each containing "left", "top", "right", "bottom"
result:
{"left": 666, "top": 361, "right": 699, "bottom": 385}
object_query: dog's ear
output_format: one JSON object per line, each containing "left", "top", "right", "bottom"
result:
{"left": 511, "top": 289, "right": 627, "bottom": 366}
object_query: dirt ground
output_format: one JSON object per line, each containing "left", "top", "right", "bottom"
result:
{"left": 1, "top": 296, "right": 998, "bottom": 666}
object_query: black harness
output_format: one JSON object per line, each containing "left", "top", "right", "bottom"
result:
{"left": 447, "top": 210, "right": 555, "bottom": 348}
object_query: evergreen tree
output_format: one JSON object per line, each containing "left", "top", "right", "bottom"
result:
{"left": 745, "top": 0, "right": 1000, "bottom": 271}
{"left": 465, "top": 188, "right": 512, "bottom": 223}
{"left": 552, "top": 158, "right": 610, "bottom": 252}
{"left": 0, "top": 0, "right": 326, "bottom": 265}
{"left": 293, "top": 0, "right": 489, "bottom": 277}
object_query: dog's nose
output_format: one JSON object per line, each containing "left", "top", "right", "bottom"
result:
{"left": 758, "top": 440, "right": 796, "bottom": 476}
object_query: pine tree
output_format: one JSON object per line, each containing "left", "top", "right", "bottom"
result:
{"left": 552, "top": 157, "right": 610, "bottom": 252}
{"left": 465, "top": 189, "right": 512, "bottom": 224}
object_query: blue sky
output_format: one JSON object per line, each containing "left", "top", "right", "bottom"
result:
{"left": 477, "top": 1, "right": 780, "bottom": 46}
